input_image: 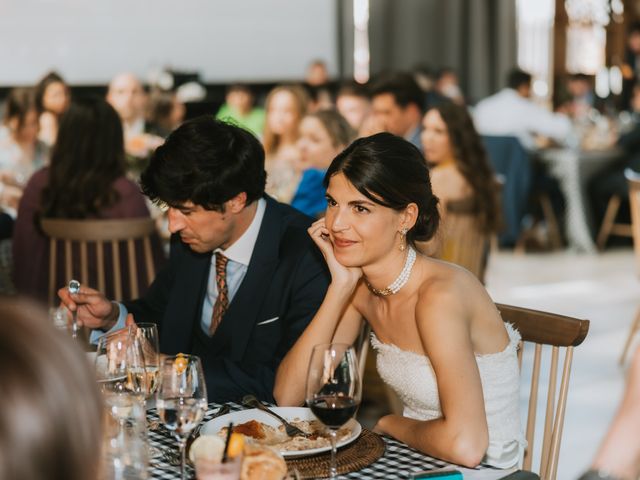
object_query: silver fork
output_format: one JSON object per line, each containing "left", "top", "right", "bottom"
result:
{"left": 241, "top": 394, "right": 312, "bottom": 438}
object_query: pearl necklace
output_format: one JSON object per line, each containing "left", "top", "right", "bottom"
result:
{"left": 365, "top": 247, "right": 417, "bottom": 297}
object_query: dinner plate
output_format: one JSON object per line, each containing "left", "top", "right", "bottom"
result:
{"left": 201, "top": 407, "right": 361, "bottom": 458}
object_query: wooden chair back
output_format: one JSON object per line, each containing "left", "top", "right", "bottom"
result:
{"left": 40, "top": 218, "right": 158, "bottom": 305}
{"left": 496, "top": 303, "right": 589, "bottom": 480}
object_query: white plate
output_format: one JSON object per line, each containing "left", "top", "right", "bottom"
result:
{"left": 201, "top": 407, "right": 361, "bottom": 458}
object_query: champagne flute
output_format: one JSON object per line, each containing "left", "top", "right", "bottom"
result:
{"left": 156, "top": 354, "right": 208, "bottom": 480}
{"left": 305, "top": 343, "right": 362, "bottom": 479}
{"left": 131, "top": 323, "right": 161, "bottom": 404}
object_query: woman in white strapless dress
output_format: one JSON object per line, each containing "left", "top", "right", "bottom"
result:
{"left": 274, "top": 133, "right": 525, "bottom": 469}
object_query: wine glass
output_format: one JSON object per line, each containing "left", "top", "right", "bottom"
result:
{"left": 156, "top": 354, "right": 208, "bottom": 480}
{"left": 132, "top": 323, "right": 161, "bottom": 405}
{"left": 95, "top": 327, "right": 147, "bottom": 422}
{"left": 305, "top": 343, "right": 362, "bottom": 479}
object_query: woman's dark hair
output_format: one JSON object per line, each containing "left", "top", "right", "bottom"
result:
{"left": 428, "top": 102, "right": 501, "bottom": 233}
{"left": 324, "top": 132, "right": 440, "bottom": 246}
{"left": 0, "top": 299, "right": 102, "bottom": 480}
{"left": 3, "top": 87, "right": 37, "bottom": 129}
{"left": 35, "top": 71, "right": 68, "bottom": 114}
{"left": 141, "top": 115, "right": 266, "bottom": 210}
{"left": 41, "top": 97, "right": 126, "bottom": 218}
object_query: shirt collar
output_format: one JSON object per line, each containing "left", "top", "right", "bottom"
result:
{"left": 214, "top": 197, "right": 266, "bottom": 266}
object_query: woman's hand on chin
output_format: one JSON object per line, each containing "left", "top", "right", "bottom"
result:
{"left": 308, "top": 219, "right": 362, "bottom": 289}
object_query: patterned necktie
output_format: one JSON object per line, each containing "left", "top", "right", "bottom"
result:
{"left": 209, "top": 253, "right": 229, "bottom": 335}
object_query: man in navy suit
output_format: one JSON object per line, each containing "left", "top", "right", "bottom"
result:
{"left": 59, "top": 117, "right": 330, "bottom": 403}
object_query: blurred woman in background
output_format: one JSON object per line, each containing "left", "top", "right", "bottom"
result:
{"left": 0, "top": 88, "right": 49, "bottom": 224}
{"left": 0, "top": 298, "right": 102, "bottom": 480}
{"left": 292, "top": 109, "right": 355, "bottom": 218}
{"left": 13, "top": 97, "right": 162, "bottom": 303}
{"left": 263, "top": 84, "right": 309, "bottom": 203}
{"left": 421, "top": 101, "right": 500, "bottom": 280}
{"left": 35, "top": 71, "right": 70, "bottom": 146}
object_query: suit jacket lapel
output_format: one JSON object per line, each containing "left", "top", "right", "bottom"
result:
{"left": 218, "top": 197, "right": 281, "bottom": 361}
{"left": 161, "top": 243, "right": 211, "bottom": 354}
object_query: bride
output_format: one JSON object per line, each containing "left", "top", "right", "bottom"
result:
{"left": 274, "top": 132, "right": 525, "bottom": 469}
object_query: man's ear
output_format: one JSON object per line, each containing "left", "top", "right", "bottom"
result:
{"left": 226, "top": 192, "right": 248, "bottom": 213}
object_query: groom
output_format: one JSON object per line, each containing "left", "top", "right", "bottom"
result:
{"left": 59, "top": 117, "right": 330, "bottom": 402}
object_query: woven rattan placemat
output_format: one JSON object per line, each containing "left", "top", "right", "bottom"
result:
{"left": 285, "top": 428, "right": 385, "bottom": 479}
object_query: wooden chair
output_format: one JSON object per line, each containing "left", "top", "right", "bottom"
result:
{"left": 40, "top": 218, "right": 158, "bottom": 306}
{"left": 496, "top": 303, "right": 589, "bottom": 480}
{"left": 620, "top": 169, "right": 640, "bottom": 364}
{"left": 596, "top": 194, "right": 632, "bottom": 250}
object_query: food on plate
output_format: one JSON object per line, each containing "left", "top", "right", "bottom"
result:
{"left": 189, "top": 435, "right": 225, "bottom": 463}
{"left": 219, "top": 418, "right": 351, "bottom": 452}
{"left": 241, "top": 444, "right": 287, "bottom": 480}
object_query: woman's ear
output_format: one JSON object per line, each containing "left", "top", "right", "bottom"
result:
{"left": 401, "top": 203, "right": 419, "bottom": 231}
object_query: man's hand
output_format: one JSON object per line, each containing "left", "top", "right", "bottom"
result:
{"left": 58, "top": 285, "right": 118, "bottom": 331}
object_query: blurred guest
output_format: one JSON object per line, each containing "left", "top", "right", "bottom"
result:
{"left": 106, "top": 72, "right": 163, "bottom": 161}
{"left": 304, "top": 59, "right": 333, "bottom": 111}
{"left": 147, "top": 89, "right": 185, "bottom": 138}
{"left": 589, "top": 83, "right": 640, "bottom": 234}
{"left": 0, "top": 88, "right": 49, "bottom": 221}
{"left": 305, "top": 59, "right": 329, "bottom": 87}
{"left": 578, "top": 346, "right": 640, "bottom": 480}
{"left": 434, "top": 67, "right": 465, "bottom": 105}
{"left": 336, "top": 82, "right": 371, "bottom": 134}
{"left": 370, "top": 72, "right": 424, "bottom": 151}
{"left": 473, "top": 69, "right": 572, "bottom": 150}
{"left": 292, "top": 109, "right": 355, "bottom": 218}
{"left": 421, "top": 102, "right": 500, "bottom": 278}
{"left": 34, "top": 71, "right": 70, "bottom": 146}
{"left": 0, "top": 298, "right": 102, "bottom": 480}
{"left": 621, "top": 22, "right": 640, "bottom": 111}
{"left": 215, "top": 83, "right": 265, "bottom": 136}
{"left": 561, "top": 73, "right": 596, "bottom": 121}
{"left": 263, "top": 85, "right": 309, "bottom": 203}
{"left": 13, "top": 97, "right": 161, "bottom": 303}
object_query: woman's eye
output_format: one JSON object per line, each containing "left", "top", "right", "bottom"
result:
{"left": 326, "top": 198, "right": 337, "bottom": 207}
{"left": 355, "top": 205, "right": 369, "bottom": 213}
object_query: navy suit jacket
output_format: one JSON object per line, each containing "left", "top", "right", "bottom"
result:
{"left": 124, "top": 196, "right": 330, "bottom": 402}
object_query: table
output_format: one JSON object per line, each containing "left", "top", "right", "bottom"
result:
{"left": 147, "top": 403, "right": 528, "bottom": 480}
{"left": 538, "top": 147, "right": 623, "bottom": 253}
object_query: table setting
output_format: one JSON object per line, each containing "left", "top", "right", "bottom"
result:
{"left": 74, "top": 280, "right": 532, "bottom": 480}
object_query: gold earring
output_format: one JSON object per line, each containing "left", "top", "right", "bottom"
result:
{"left": 399, "top": 227, "right": 408, "bottom": 251}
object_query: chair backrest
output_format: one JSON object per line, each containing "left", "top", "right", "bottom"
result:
{"left": 626, "top": 168, "right": 640, "bottom": 276}
{"left": 496, "top": 303, "right": 589, "bottom": 480}
{"left": 40, "top": 218, "right": 158, "bottom": 305}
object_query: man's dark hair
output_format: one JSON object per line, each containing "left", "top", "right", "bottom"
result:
{"left": 629, "top": 22, "right": 640, "bottom": 35}
{"left": 507, "top": 69, "right": 532, "bottom": 90}
{"left": 337, "top": 81, "right": 370, "bottom": 100}
{"left": 369, "top": 72, "right": 424, "bottom": 111}
{"left": 140, "top": 116, "right": 266, "bottom": 210}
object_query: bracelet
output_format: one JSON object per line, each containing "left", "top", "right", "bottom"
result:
{"left": 577, "top": 469, "right": 623, "bottom": 480}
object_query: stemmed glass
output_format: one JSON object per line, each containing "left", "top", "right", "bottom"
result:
{"left": 95, "top": 327, "right": 147, "bottom": 421}
{"left": 132, "top": 323, "right": 161, "bottom": 406}
{"left": 156, "top": 354, "right": 208, "bottom": 480}
{"left": 305, "top": 343, "right": 362, "bottom": 479}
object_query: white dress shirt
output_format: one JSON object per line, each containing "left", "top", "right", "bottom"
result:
{"left": 473, "top": 88, "right": 572, "bottom": 150}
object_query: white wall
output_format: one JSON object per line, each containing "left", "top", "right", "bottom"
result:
{"left": 0, "top": 0, "right": 338, "bottom": 86}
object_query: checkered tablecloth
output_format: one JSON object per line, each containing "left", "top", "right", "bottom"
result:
{"left": 148, "top": 402, "right": 494, "bottom": 479}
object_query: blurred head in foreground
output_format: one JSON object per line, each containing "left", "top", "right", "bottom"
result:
{"left": 0, "top": 299, "right": 102, "bottom": 480}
